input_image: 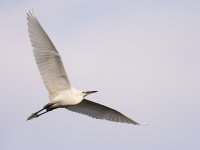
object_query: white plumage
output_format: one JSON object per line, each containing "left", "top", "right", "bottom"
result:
{"left": 27, "top": 11, "right": 139, "bottom": 125}
{"left": 27, "top": 11, "right": 71, "bottom": 95}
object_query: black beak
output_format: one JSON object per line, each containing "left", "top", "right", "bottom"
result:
{"left": 85, "top": 91, "right": 98, "bottom": 95}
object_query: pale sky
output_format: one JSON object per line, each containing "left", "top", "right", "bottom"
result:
{"left": 1, "top": 0, "right": 200, "bottom": 150}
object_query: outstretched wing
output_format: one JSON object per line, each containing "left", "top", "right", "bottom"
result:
{"left": 66, "top": 99, "right": 139, "bottom": 125}
{"left": 27, "top": 11, "right": 71, "bottom": 95}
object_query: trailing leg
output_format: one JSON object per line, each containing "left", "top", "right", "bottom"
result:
{"left": 27, "top": 102, "right": 57, "bottom": 121}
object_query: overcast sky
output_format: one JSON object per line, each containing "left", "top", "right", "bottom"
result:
{"left": 1, "top": 0, "right": 200, "bottom": 150}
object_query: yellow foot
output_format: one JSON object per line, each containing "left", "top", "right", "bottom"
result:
{"left": 27, "top": 113, "right": 38, "bottom": 121}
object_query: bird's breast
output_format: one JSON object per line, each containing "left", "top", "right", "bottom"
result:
{"left": 51, "top": 91, "right": 83, "bottom": 106}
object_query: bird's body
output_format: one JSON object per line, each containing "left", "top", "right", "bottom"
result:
{"left": 27, "top": 11, "right": 140, "bottom": 125}
{"left": 50, "top": 88, "right": 84, "bottom": 106}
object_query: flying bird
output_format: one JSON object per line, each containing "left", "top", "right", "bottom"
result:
{"left": 27, "top": 11, "right": 139, "bottom": 125}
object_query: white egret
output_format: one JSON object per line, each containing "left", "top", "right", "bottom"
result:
{"left": 27, "top": 11, "right": 139, "bottom": 125}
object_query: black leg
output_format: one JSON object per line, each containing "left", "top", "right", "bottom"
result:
{"left": 27, "top": 103, "right": 56, "bottom": 121}
{"left": 27, "top": 109, "right": 48, "bottom": 120}
{"left": 37, "top": 110, "right": 49, "bottom": 117}
{"left": 32, "top": 103, "right": 53, "bottom": 115}
{"left": 34, "top": 108, "right": 45, "bottom": 114}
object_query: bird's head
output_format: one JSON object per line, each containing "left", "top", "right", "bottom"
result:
{"left": 82, "top": 91, "right": 98, "bottom": 97}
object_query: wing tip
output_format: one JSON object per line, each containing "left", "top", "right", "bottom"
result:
{"left": 127, "top": 119, "right": 140, "bottom": 125}
{"left": 27, "top": 9, "right": 37, "bottom": 19}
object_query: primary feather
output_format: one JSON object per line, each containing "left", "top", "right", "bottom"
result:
{"left": 27, "top": 12, "right": 71, "bottom": 95}
{"left": 67, "top": 99, "right": 139, "bottom": 125}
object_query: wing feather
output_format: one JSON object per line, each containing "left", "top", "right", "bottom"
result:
{"left": 27, "top": 11, "right": 71, "bottom": 95}
{"left": 66, "top": 99, "right": 139, "bottom": 125}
